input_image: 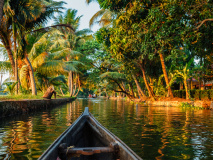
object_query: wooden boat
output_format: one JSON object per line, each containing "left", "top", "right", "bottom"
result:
{"left": 39, "top": 107, "right": 142, "bottom": 160}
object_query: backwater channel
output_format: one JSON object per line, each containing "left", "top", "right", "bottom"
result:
{"left": 0, "top": 98, "right": 213, "bottom": 160}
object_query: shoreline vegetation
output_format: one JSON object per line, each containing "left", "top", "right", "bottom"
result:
{"left": 0, "top": 93, "right": 72, "bottom": 101}
{"left": 0, "top": 1, "right": 212, "bottom": 112}
{"left": 0, "top": 96, "right": 76, "bottom": 119}
{"left": 110, "top": 96, "right": 213, "bottom": 110}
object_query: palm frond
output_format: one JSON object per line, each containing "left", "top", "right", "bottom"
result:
{"left": 49, "top": 75, "right": 66, "bottom": 86}
{"left": 36, "top": 60, "right": 64, "bottom": 75}
{"left": 31, "top": 52, "right": 48, "bottom": 68}
{"left": 69, "top": 50, "right": 82, "bottom": 57}
{"left": 89, "top": 9, "right": 106, "bottom": 28}
{"left": 75, "top": 29, "right": 93, "bottom": 36}
{"left": 0, "top": 61, "right": 12, "bottom": 72}
{"left": 64, "top": 60, "right": 85, "bottom": 72}
{"left": 20, "top": 65, "right": 29, "bottom": 89}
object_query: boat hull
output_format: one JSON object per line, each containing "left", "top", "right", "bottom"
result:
{"left": 39, "top": 107, "right": 142, "bottom": 160}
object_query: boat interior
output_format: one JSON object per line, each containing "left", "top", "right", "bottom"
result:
{"left": 57, "top": 115, "right": 119, "bottom": 160}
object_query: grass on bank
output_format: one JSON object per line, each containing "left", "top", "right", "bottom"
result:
{"left": 0, "top": 93, "right": 73, "bottom": 101}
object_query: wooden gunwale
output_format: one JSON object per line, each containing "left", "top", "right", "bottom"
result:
{"left": 39, "top": 107, "right": 142, "bottom": 160}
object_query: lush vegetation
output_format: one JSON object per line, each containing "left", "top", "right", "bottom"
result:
{"left": 0, "top": 0, "right": 212, "bottom": 100}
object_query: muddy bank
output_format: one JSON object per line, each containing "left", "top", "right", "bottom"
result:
{"left": 0, "top": 98, "right": 76, "bottom": 118}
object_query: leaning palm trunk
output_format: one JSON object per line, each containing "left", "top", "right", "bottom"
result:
{"left": 69, "top": 71, "right": 73, "bottom": 97}
{"left": 24, "top": 55, "right": 37, "bottom": 95}
{"left": 159, "top": 53, "right": 173, "bottom": 98}
{"left": 14, "top": 34, "right": 19, "bottom": 95}
{"left": 129, "top": 83, "right": 135, "bottom": 98}
{"left": 73, "top": 74, "right": 80, "bottom": 97}
{"left": 138, "top": 62, "right": 155, "bottom": 99}
{"left": 2, "top": 39, "right": 15, "bottom": 73}
{"left": 184, "top": 80, "right": 189, "bottom": 100}
{"left": 132, "top": 74, "right": 146, "bottom": 98}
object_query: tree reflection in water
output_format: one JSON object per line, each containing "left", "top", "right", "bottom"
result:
{"left": 0, "top": 98, "right": 212, "bottom": 159}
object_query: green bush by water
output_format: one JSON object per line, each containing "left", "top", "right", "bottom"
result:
{"left": 174, "top": 89, "right": 212, "bottom": 100}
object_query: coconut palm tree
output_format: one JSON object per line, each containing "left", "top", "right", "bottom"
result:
{"left": 52, "top": 9, "right": 92, "bottom": 97}
{"left": 174, "top": 59, "right": 194, "bottom": 100}
{"left": 0, "top": 0, "right": 64, "bottom": 95}
{"left": 86, "top": 0, "right": 115, "bottom": 29}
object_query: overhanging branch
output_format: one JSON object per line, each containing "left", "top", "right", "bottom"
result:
{"left": 196, "top": 19, "right": 213, "bottom": 29}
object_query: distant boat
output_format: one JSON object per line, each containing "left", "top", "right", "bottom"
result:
{"left": 88, "top": 94, "right": 97, "bottom": 98}
{"left": 39, "top": 107, "right": 142, "bottom": 160}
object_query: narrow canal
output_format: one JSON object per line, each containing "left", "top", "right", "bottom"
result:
{"left": 0, "top": 98, "right": 213, "bottom": 160}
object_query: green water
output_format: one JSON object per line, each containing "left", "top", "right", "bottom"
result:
{"left": 0, "top": 98, "right": 213, "bottom": 160}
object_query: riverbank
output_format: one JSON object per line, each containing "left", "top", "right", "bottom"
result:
{"left": 0, "top": 97, "right": 76, "bottom": 118}
{"left": 109, "top": 97, "right": 213, "bottom": 109}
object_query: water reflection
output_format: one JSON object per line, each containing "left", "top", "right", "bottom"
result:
{"left": 0, "top": 98, "right": 212, "bottom": 160}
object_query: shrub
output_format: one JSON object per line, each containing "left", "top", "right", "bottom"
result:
{"left": 173, "top": 90, "right": 180, "bottom": 98}
{"left": 181, "top": 90, "right": 186, "bottom": 99}
{"left": 194, "top": 90, "right": 200, "bottom": 100}
{"left": 190, "top": 90, "right": 196, "bottom": 99}
{"left": 200, "top": 90, "right": 210, "bottom": 100}
{"left": 173, "top": 89, "right": 213, "bottom": 100}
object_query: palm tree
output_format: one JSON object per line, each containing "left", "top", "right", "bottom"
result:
{"left": 174, "top": 59, "right": 194, "bottom": 100}
{"left": 52, "top": 9, "right": 92, "bottom": 97}
{"left": 86, "top": 0, "right": 114, "bottom": 29}
{"left": 89, "top": 9, "right": 114, "bottom": 29}
{"left": 0, "top": 0, "right": 64, "bottom": 95}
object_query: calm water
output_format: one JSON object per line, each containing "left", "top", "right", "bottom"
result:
{"left": 0, "top": 98, "right": 213, "bottom": 160}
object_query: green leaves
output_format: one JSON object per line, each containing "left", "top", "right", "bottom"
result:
{"left": 2, "top": 81, "right": 18, "bottom": 95}
{"left": 100, "top": 71, "right": 126, "bottom": 81}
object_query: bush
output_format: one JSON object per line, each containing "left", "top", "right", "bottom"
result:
{"left": 200, "top": 90, "right": 210, "bottom": 100}
{"left": 173, "top": 89, "right": 213, "bottom": 100}
{"left": 173, "top": 90, "right": 186, "bottom": 98}
{"left": 194, "top": 90, "right": 200, "bottom": 100}
{"left": 181, "top": 90, "right": 186, "bottom": 99}
{"left": 190, "top": 90, "right": 196, "bottom": 98}
{"left": 173, "top": 90, "right": 180, "bottom": 97}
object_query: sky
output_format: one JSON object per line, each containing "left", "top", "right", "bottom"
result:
{"left": 0, "top": 0, "right": 101, "bottom": 83}
{"left": 49, "top": 0, "right": 101, "bottom": 32}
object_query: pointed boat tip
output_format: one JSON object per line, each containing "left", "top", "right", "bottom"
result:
{"left": 83, "top": 107, "right": 90, "bottom": 116}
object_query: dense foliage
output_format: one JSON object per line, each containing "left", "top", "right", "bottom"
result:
{"left": 0, "top": 0, "right": 212, "bottom": 99}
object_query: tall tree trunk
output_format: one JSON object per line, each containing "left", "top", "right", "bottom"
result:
{"left": 69, "top": 71, "right": 73, "bottom": 97}
{"left": 24, "top": 56, "right": 37, "bottom": 95}
{"left": 132, "top": 74, "right": 146, "bottom": 98}
{"left": 68, "top": 72, "right": 71, "bottom": 91}
{"left": 159, "top": 53, "right": 173, "bottom": 98}
{"left": 0, "top": 0, "right": 4, "bottom": 25}
{"left": 73, "top": 74, "right": 80, "bottom": 97}
{"left": 14, "top": 34, "right": 19, "bottom": 95}
{"left": 129, "top": 83, "right": 135, "bottom": 98}
{"left": 138, "top": 62, "right": 155, "bottom": 98}
{"left": 184, "top": 79, "right": 189, "bottom": 100}
{"left": 73, "top": 74, "right": 77, "bottom": 95}
{"left": 2, "top": 40, "right": 15, "bottom": 73}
